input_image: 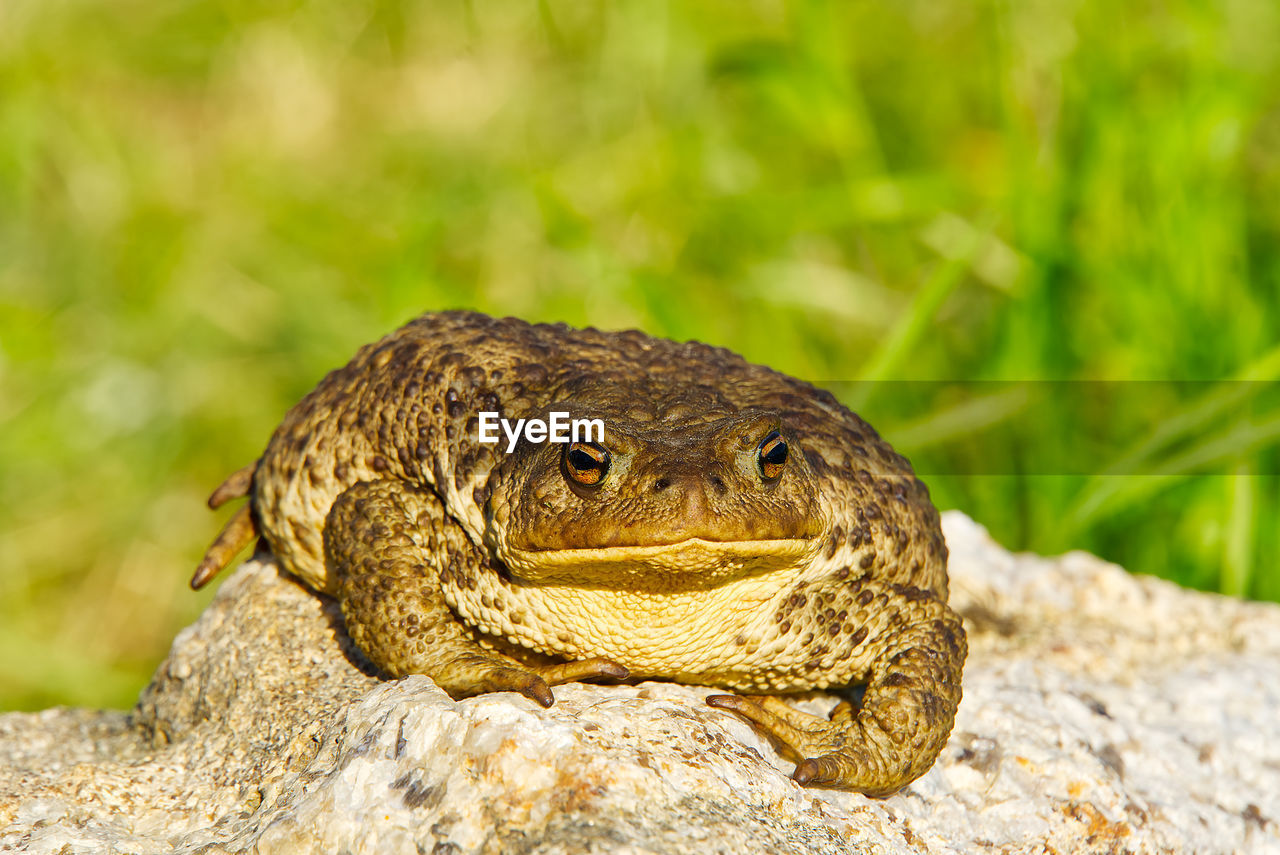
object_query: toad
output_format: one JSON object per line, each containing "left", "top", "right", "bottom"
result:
{"left": 194, "top": 311, "right": 966, "bottom": 796}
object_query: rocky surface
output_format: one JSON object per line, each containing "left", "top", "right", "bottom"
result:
{"left": 2, "top": 511, "right": 1279, "bottom": 854}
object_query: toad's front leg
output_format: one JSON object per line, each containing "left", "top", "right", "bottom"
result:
{"left": 325, "top": 479, "right": 628, "bottom": 706}
{"left": 708, "top": 587, "right": 966, "bottom": 796}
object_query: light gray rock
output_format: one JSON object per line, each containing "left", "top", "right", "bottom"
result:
{"left": 2, "top": 511, "right": 1279, "bottom": 854}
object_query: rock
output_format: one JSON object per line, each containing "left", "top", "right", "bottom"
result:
{"left": 2, "top": 511, "right": 1278, "bottom": 854}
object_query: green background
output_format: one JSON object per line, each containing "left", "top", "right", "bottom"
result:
{"left": 3, "top": 0, "right": 1279, "bottom": 711}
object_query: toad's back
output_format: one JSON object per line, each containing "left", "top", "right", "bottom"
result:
{"left": 250, "top": 313, "right": 946, "bottom": 598}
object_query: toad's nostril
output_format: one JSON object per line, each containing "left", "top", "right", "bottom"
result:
{"left": 653, "top": 477, "right": 671, "bottom": 492}
{"left": 710, "top": 475, "right": 727, "bottom": 494}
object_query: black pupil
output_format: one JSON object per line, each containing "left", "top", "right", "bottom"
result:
{"left": 569, "top": 447, "right": 603, "bottom": 471}
{"left": 762, "top": 435, "right": 787, "bottom": 465}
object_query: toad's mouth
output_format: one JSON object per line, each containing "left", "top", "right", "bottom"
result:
{"left": 493, "top": 534, "right": 823, "bottom": 589}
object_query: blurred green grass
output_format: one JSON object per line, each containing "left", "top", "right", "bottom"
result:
{"left": 2, "top": 0, "right": 1279, "bottom": 711}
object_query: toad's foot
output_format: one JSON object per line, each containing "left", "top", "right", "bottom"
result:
{"left": 707, "top": 600, "right": 966, "bottom": 796}
{"left": 706, "top": 694, "right": 878, "bottom": 785}
{"left": 431, "top": 653, "right": 628, "bottom": 708}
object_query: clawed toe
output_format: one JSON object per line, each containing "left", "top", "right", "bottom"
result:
{"left": 707, "top": 692, "right": 865, "bottom": 790}
{"left": 535, "top": 656, "right": 630, "bottom": 687}
{"left": 792, "top": 758, "right": 820, "bottom": 785}
{"left": 791, "top": 755, "right": 847, "bottom": 787}
{"left": 476, "top": 666, "right": 556, "bottom": 707}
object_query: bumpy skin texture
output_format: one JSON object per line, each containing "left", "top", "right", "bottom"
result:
{"left": 204, "top": 311, "right": 966, "bottom": 796}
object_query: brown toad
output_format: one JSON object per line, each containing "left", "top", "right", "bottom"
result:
{"left": 194, "top": 311, "right": 966, "bottom": 796}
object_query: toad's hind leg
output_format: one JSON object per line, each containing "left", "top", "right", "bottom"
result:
{"left": 190, "top": 461, "right": 261, "bottom": 590}
{"left": 708, "top": 594, "right": 966, "bottom": 796}
{"left": 191, "top": 504, "right": 258, "bottom": 590}
{"left": 324, "top": 480, "right": 628, "bottom": 707}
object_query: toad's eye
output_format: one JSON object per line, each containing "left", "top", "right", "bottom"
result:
{"left": 565, "top": 442, "right": 610, "bottom": 486}
{"left": 757, "top": 431, "right": 788, "bottom": 481}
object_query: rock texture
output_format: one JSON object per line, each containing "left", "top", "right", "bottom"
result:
{"left": 2, "top": 511, "right": 1279, "bottom": 854}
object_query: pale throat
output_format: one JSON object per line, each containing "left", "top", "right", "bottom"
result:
{"left": 443, "top": 563, "right": 806, "bottom": 675}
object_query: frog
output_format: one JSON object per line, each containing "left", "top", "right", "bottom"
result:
{"left": 193, "top": 310, "right": 966, "bottom": 796}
